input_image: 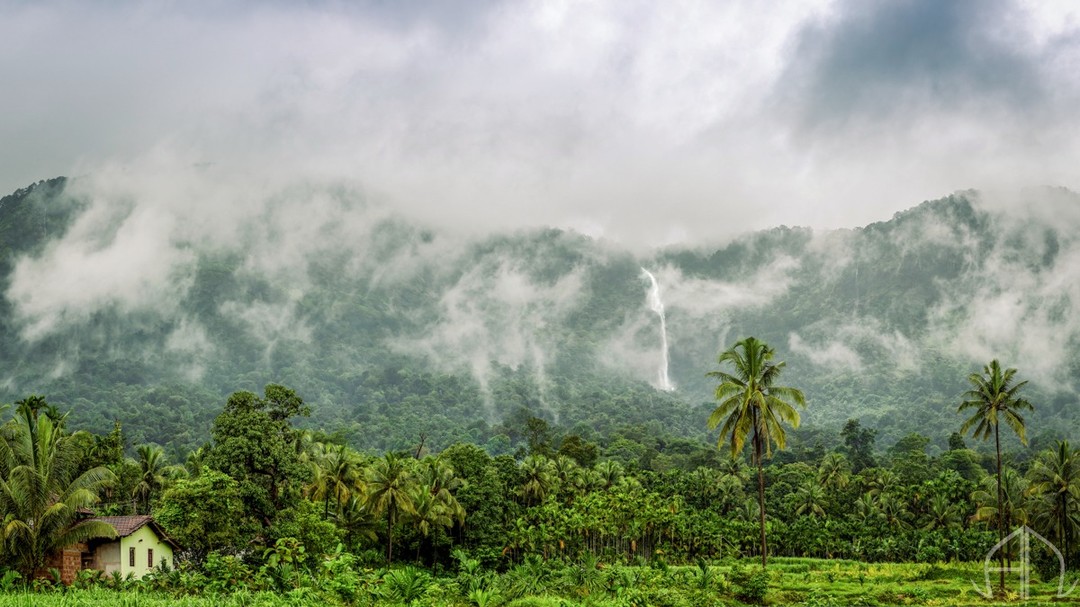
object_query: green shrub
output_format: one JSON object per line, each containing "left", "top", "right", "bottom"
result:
{"left": 380, "top": 566, "right": 430, "bottom": 603}
{"left": 319, "top": 547, "right": 363, "bottom": 603}
{"left": 204, "top": 552, "right": 254, "bottom": 594}
{"left": 730, "top": 563, "right": 768, "bottom": 605}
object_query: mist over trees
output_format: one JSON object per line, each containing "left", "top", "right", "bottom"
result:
{"left": 0, "top": 178, "right": 1078, "bottom": 460}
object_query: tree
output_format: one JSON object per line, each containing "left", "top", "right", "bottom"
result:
{"left": 155, "top": 468, "right": 245, "bottom": 560}
{"left": 365, "top": 452, "right": 417, "bottom": 563}
{"left": 132, "top": 444, "right": 176, "bottom": 515}
{"left": 205, "top": 385, "right": 311, "bottom": 531}
{"left": 519, "top": 455, "right": 557, "bottom": 506}
{"left": 792, "top": 480, "right": 826, "bottom": 518}
{"left": 818, "top": 452, "right": 851, "bottom": 491}
{"left": 305, "top": 442, "right": 363, "bottom": 519}
{"left": 948, "top": 432, "right": 967, "bottom": 451}
{"left": 1027, "top": 441, "right": 1080, "bottom": 568}
{"left": 707, "top": 336, "right": 806, "bottom": 567}
{"left": 0, "top": 400, "right": 117, "bottom": 578}
{"left": 958, "top": 360, "right": 1032, "bottom": 594}
{"left": 841, "top": 419, "right": 877, "bottom": 473}
{"left": 923, "top": 494, "right": 960, "bottom": 531}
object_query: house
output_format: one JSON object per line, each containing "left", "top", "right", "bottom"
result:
{"left": 45, "top": 515, "right": 179, "bottom": 584}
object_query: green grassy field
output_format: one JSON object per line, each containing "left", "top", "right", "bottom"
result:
{"left": 2, "top": 558, "right": 1079, "bottom": 606}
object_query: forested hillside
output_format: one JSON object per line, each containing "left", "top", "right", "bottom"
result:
{"left": 1, "top": 178, "right": 1077, "bottom": 457}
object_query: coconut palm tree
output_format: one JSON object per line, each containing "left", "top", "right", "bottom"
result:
{"left": 864, "top": 468, "right": 900, "bottom": 498}
{"left": 793, "top": 480, "right": 826, "bottom": 518}
{"left": 594, "top": 460, "right": 624, "bottom": 490}
{"left": 519, "top": 455, "right": 558, "bottom": 506}
{"left": 1027, "top": 441, "right": 1080, "bottom": 568}
{"left": 958, "top": 359, "right": 1032, "bottom": 594}
{"left": 131, "top": 444, "right": 173, "bottom": 514}
{"left": 853, "top": 493, "right": 879, "bottom": 524}
{"left": 421, "top": 458, "right": 465, "bottom": 525}
{"left": 0, "top": 400, "right": 118, "bottom": 578}
{"left": 923, "top": 494, "right": 960, "bottom": 531}
{"left": 818, "top": 452, "right": 851, "bottom": 491}
{"left": 410, "top": 489, "right": 454, "bottom": 562}
{"left": 707, "top": 336, "right": 806, "bottom": 567}
{"left": 365, "top": 453, "right": 417, "bottom": 563}
{"left": 972, "top": 468, "right": 1030, "bottom": 527}
{"left": 878, "top": 494, "right": 911, "bottom": 529}
{"left": 306, "top": 443, "right": 363, "bottom": 519}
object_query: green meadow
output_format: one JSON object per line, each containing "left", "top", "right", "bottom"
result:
{"left": 3, "top": 558, "right": 1079, "bottom": 606}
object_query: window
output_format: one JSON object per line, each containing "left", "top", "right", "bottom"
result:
{"left": 129, "top": 547, "right": 135, "bottom": 567}
{"left": 148, "top": 549, "right": 154, "bottom": 568}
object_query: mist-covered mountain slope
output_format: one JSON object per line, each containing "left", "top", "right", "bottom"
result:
{"left": 1, "top": 177, "right": 1078, "bottom": 457}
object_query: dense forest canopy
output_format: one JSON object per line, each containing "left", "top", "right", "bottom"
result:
{"left": 0, "top": 178, "right": 1078, "bottom": 460}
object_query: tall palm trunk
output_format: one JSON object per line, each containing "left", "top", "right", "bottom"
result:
{"left": 1061, "top": 491, "right": 1070, "bottom": 569}
{"left": 387, "top": 508, "right": 394, "bottom": 563}
{"left": 995, "top": 423, "right": 1004, "bottom": 594}
{"left": 754, "top": 409, "right": 767, "bottom": 568}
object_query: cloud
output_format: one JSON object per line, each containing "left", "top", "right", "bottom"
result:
{"left": 789, "top": 332, "right": 863, "bottom": 371}
{"left": 782, "top": 0, "right": 1046, "bottom": 127}
{"left": 788, "top": 321, "right": 920, "bottom": 373}
{"left": 4, "top": 1, "right": 1080, "bottom": 388}
{"left": 8, "top": 1, "right": 1077, "bottom": 249}
{"left": 925, "top": 188, "right": 1080, "bottom": 384}
{"left": 395, "top": 259, "right": 584, "bottom": 416}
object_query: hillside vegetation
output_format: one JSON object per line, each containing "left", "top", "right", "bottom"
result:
{"left": 0, "top": 178, "right": 1077, "bottom": 458}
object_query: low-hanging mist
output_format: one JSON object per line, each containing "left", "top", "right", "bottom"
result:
{"left": 1, "top": 177, "right": 1079, "bottom": 455}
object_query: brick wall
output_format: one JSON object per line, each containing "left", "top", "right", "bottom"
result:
{"left": 38, "top": 543, "right": 88, "bottom": 585}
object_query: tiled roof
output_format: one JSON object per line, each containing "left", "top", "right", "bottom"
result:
{"left": 90, "top": 515, "right": 154, "bottom": 537}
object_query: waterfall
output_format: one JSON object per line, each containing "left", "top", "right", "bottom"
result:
{"left": 641, "top": 268, "right": 674, "bottom": 391}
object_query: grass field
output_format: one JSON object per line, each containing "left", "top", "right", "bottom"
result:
{"left": 2, "top": 558, "right": 1079, "bottom": 606}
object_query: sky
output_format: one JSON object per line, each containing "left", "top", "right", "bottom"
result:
{"left": 3, "top": 0, "right": 1080, "bottom": 245}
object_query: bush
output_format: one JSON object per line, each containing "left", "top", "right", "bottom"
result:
{"left": 203, "top": 552, "right": 253, "bottom": 594}
{"left": 319, "top": 547, "right": 363, "bottom": 603}
{"left": 381, "top": 566, "right": 430, "bottom": 603}
{"left": 730, "top": 563, "right": 769, "bottom": 605}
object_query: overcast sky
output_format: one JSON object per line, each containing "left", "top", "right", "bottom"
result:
{"left": 3, "top": 0, "right": 1079, "bottom": 244}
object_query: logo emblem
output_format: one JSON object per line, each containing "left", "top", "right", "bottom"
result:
{"left": 974, "top": 526, "right": 1078, "bottom": 599}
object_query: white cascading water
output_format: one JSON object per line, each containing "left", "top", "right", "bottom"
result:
{"left": 641, "top": 268, "right": 674, "bottom": 391}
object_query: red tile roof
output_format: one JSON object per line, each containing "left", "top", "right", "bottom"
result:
{"left": 87, "top": 515, "right": 179, "bottom": 549}
{"left": 91, "top": 515, "right": 153, "bottom": 537}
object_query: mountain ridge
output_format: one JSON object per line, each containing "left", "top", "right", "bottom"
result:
{"left": 0, "top": 178, "right": 1077, "bottom": 458}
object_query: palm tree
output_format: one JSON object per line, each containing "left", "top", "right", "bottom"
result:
{"left": 594, "top": 460, "right": 624, "bottom": 490}
{"left": 364, "top": 453, "right": 417, "bottom": 563}
{"left": 410, "top": 490, "right": 454, "bottom": 562}
{"left": 306, "top": 443, "right": 363, "bottom": 519}
{"left": 972, "top": 469, "right": 1030, "bottom": 527}
{"left": 421, "top": 458, "right": 465, "bottom": 526}
{"left": 853, "top": 493, "right": 879, "bottom": 524}
{"left": 818, "top": 453, "right": 851, "bottom": 491}
{"left": 707, "top": 336, "right": 806, "bottom": 567}
{"left": 0, "top": 401, "right": 118, "bottom": 578}
{"left": 1027, "top": 441, "right": 1080, "bottom": 568}
{"left": 519, "top": 456, "right": 557, "bottom": 506}
{"left": 864, "top": 469, "right": 900, "bottom": 499}
{"left": 958, "top": 359, "right": 1032, "bottom": 594}
{"left": 793, "top": 480, "right": 826, "bottom": 518}
{"left": 337, "top": 495, "right": 380, "bottom": 546}
{"left": 718, "top": 456, "right": 749, "bottom": 484}
{"left": 878, "top": 494, "right": 911, "bottom": 529}
{"left": 923, "top": 494, "right": 960, "bottom": 531}
{"left": 553, "top": 455, "right": 585, "bottom": 498}
{"left": 131, "top": 444, "right": 170, "bottom": 514}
